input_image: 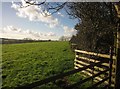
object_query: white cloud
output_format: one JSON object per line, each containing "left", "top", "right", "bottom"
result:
{"left": 63, "top": 25, "right": 77, "bottom": 37}
{"left": 0, "top": 26, "right": 57, "bottom": 40}
{"left": 46, "top": 32, "right": 56, "bottom": 36}
{"left": 11, "top": 1, "right": 59, "bottom": 28}
{"left": 57, "top": 12, "right": 64, "bottom": 17}
{"left": 5, "top": 25, "right": 21, "bottom": 32}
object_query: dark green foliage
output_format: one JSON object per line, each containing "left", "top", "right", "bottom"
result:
{"left": 67, "top": 2, "right": 117, "bottom": 53}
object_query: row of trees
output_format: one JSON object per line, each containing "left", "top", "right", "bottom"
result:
{"left": 59, "top": 36, "right": 71, "bottom": 41}
{"left": 1, "top": 38, "right": 52, "bottom": 44}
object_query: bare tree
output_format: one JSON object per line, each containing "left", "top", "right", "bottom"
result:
{"left": 17, "top": 0, "right": 67, "bottom": 16}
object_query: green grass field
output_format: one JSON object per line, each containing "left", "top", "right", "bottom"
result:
{"left": 2, "top": 41, "right": 76, "bottom": 88}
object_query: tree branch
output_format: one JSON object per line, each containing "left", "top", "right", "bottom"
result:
{"left": 19, "top": 0, "right": 67, "bottom": 16}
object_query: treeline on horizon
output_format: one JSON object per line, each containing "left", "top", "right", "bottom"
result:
{"left": 0, "top": 38, "right": 55, "bottom": 44}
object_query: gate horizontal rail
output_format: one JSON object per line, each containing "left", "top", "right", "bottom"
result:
{"left": 68, "top": 68, "right": 109, "bottom": 88}
{"left": 12, "top": 62, "right": 104, "bottom": 89}
{"left": 75, "top": 49, "right": 115, "bottom": 87}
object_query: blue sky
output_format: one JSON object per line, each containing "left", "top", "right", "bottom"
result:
{"left": 0, "top": 1, "right": 78, "bottom": 40}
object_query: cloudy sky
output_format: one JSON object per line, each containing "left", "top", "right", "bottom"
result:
{"left": 0, "top": 1, "right": 78, "bottom": 40}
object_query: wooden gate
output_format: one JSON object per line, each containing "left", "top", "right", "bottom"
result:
{"left": 74, "top": 49, "right": 116, "bottom": 88}
{"left": 6, "top": 49, "right": 116, "bottom": 89}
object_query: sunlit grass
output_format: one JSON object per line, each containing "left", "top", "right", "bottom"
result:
{"left": 2, "top": 41, "right": 74, "bottom": 88}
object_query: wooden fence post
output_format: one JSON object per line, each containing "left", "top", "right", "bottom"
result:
{"left": 74, "top": 50, "right": 77, "bottom": 69}
{"left": 115, "top": 19, "right": 120, "bottom": 89}
{"left": 108, "top": 46, "right": 113, "bottom": 88}
{"left": 114, "top": 3, "right": 120, "bottom": 89}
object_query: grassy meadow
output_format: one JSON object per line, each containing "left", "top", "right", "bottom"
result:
{"left": 2, "top": 41, "right": 76, "bottom": 88}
